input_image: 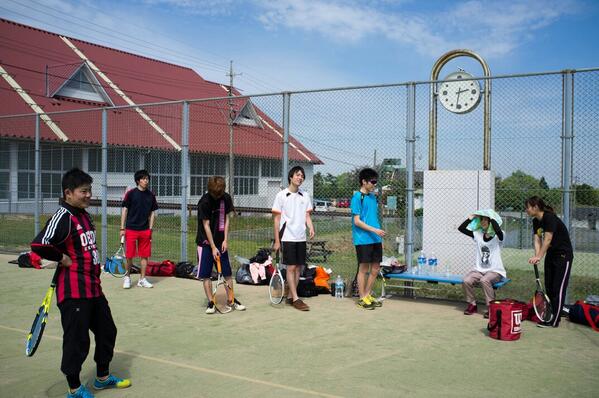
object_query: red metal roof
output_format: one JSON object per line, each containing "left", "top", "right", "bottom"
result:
{"left": 0, "top": 18, "right": 321, "bottom": 164}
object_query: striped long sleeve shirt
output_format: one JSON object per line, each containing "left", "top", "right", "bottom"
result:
{"left": 31, "top": 201, "right": 103, "bottom": 304}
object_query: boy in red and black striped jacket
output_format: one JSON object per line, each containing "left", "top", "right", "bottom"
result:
{"left": 31, "top": 168, "right": 131, "bottom": 398}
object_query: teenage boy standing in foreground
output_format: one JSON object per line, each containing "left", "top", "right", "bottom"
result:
{"left": 350, "top": 168, "right": 386, "bottom": 310}
{"left": 272, "top": 166, "right": 315, "bottom": 311}
{"left": 31, "top": 168, "right": 130, "bottom": 398}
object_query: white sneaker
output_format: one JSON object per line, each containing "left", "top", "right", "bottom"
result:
{"left": 206, "top": 301, "right": 216, "bottom": 314}
{"left": 230, "top": 299, "right": 246, "bottom": 311}
{"left": 123, "top": 276, "right": 131, "bottom": 289}
{"left": 137, "top": 278, "right": 153, "bottom": 288}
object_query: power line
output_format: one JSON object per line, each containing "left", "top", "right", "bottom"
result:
{"left": 2, "top": 1, "right": 286, "bottom": 93}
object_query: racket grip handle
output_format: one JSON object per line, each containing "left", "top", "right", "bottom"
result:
{"left": 120, "top": 235, "right": 125, "bottom": 244}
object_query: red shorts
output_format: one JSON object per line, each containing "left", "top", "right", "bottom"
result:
{"left": 125, "top": 229, "right": 152, "bottom": 259}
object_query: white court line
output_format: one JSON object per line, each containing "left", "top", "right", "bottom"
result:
{"left": 0, "top": 324, "right": 342, "bottom": 398}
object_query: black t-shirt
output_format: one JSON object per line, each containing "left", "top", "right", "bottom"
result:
{"left": 532, "top": 212, "right": 573, "bottom": 257}
{"left": 122, "top": 188, "right": 158, "bottom": 230}
{"left": 195, "top": 192, "right": 234, "bottom": 246}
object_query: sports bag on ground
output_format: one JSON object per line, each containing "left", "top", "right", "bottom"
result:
{"left": 235, "top": 263, "right": 253, "bottom": 285}
{"left": 175, "top": 261, "right": 195, "bottom": 278}
{"left": 487, "top": 299, "right": 523, "bottom": 341}
{"left": 568, "top": 300, "right": 599, "bottom": 332}
{"left": 146, "top": 260, "right": 176, "bottom": 277}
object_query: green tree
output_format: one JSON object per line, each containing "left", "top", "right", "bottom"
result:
{"left": 539, "top": 176, "right": 549, "bottom": 190}
{"left": 575, "top": 184, "right": 599, "bottom": 206}
{"left": 496, "top": 170, "right": 546, "bottom": 211}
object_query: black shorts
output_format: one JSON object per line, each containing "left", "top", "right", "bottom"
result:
{"left": 355, "top": 243, "right": 383, "bottom": 264}
{"left": 281, "top": 241, "right": 307, "bottom": 266}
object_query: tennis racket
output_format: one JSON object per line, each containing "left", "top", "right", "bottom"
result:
{"left": 25, "top": 265, "right": 61, "bottom": 357}
{"left": 269, "top": 250, "right": 285, "bottom": 305}
{"left": 532, "top": 263, "right": 553, "bottom": 323}
{"left": 212, "top": 255, "right": 233, "bottom": 314}
{"left": 105, "top": 236, "right": 126, "bottom": 277}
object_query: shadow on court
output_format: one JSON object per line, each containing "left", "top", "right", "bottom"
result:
{"left": 1, "top": 253, "right": 598, "bottom": 398}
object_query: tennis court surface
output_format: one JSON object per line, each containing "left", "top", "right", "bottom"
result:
{"left": 1, "top": 253, "right": 598, "bottom": 398}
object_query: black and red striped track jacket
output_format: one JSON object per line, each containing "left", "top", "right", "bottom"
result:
{"left": 31, "top": 201, "right": 103, "bottom": 304}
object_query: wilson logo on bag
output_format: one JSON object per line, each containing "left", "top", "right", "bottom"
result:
{"left": 487, "top": 299, "right": 523, "bottom": 341}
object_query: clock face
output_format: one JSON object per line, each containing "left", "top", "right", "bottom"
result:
{"left": 438, "top": 71, "right": 481, "bottom": 114}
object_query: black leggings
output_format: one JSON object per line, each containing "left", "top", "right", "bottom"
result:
{"left": 544, "top": 254, "right": 573, "bottom": 327}
{"left": 58, "top": 296, "right": 117, "bottom": 383}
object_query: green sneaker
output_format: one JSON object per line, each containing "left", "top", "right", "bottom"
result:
{"left": 368, "top": 295, "right": 383, "bottom": 307}
{"left": 357, "top": 298, "right": 375, "bottom": 310}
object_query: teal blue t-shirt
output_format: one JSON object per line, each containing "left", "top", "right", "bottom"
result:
{"left": 350, "top": 191, "right": 382, "bottom": 245}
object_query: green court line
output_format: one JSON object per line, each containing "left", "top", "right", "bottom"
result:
{"left": 0, "top": 324, "right": 343, "bottom": 398}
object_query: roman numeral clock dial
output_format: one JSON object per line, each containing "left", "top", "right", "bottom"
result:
{"left": 438, "top": 70, "right": 481, "bottom": 114}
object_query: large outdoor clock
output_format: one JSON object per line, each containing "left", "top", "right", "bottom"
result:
{"left": 438, "top": 70, "right": 481, "bottom": 114}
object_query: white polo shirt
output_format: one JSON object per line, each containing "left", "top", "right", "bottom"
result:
{"left": 272, "top": 188, "right": 312, "bottom": 242}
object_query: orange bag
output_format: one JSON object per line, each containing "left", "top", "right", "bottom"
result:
{"left": 314, "top": 266, "right": 330, "bottom": 292}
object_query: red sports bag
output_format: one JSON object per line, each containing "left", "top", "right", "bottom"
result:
{"left": 487, "top": 299, "right": 523, "bottom": 341}
{"left": 146, "top": 260, "right": 176, "bottom": 277}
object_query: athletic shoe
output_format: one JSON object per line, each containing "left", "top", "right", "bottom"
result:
{"left": 463, "top": 303, "right": 477, "bottom": 315}
{"left": 357, "top": 298, "right": 375, "bottom": 310}
{"left": 368, "top": 294, "right": 383, "bottom": 307}
{"left": 206, "top": 301, "right": 216, "bottom": 314}
{"left": 228, "top": 298, "right": 246, "bottom": 311}
{"left": 123, "top": 276, "right": 131, "bottom": 289}
{"left": 67, "top": 385, "right": 94, "bottom": 398}
{"left": 137, "top": 278, "right": 153, "bottom": 288}
{"left": 92, "top": 374, "right": 131, "bottom": 390}
{"left": 292, "top": 299, "right": 310, "bottom": 311}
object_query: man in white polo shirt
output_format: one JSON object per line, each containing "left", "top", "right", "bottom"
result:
{"left": 272, "top": 166, "right": 315, "bottom": 311}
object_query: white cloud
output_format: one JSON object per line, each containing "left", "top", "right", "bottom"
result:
{"left": 254, "top": 0, "right": 580, "bottom": 58}
{"left": 140, "top": 0, "right": 235, "bottom": 16}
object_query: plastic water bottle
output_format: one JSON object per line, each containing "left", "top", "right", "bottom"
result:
{"left": 444, "top": 262, "right": 450, "bottom": 277}
{"left": 428, "top": 252, "right": 438, "bottom": 275}
{"left": 335, "top": 275, "right": 344, "bottom": 299}
{"left": 417, "top": 251, "right": 427, "bottom": 275}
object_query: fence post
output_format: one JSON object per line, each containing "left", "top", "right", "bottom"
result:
{"left": 101, "top": 109, "right": 108, "bottom": 264}
{"left": 282, "top": 92, "right": 290, "bottom": 188}
{"left": 561, "top": 71, "right": 574, "bottom": 235}
{"left": 34, "top": 114, "right": 40, "bottom": 235}
{"left": 405, "top": 83, "right": 416, "bottom": 272}
{"left": 180, "top": 101, "right": 189, "bottom": 262}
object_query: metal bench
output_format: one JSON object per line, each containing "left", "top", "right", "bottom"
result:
{"left": 379, "top": 270, "right": 511, "bottom": 298}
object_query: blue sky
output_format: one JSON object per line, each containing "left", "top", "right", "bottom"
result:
{"left": 1, "top": 0, "right": 598, "bottom": 93}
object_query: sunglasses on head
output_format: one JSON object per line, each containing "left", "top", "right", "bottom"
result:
{"left": 369, "top": 179, "right": 378, "bottom": 185}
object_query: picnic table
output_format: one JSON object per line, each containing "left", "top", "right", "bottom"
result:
{"left": 306, "top": 240, "right": 333, "bottom": 262}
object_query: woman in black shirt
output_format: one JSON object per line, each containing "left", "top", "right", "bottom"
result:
{"left": 525, "top": 196, "right": 573, "bottom": 328}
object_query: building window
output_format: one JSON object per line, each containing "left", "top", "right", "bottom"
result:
{"left": 108, "top": 147, "right": 140, "bottom": 173}
{"left": 89, "top": 147, "right": 101, "bottom": 172}
{"left": 261, "top": 159, "right": 281, "bottom": 177}
{"left": 17, "top": 142, "right": 35, "bottom": 199}
{"left": 146, "top": 151, "right": 181, "bottom": 197}
{"left": 234, "top": 158, "right": 259, "bottom": 196}
{"left": 0, "top": 139, "right": 8, "bottom": 199}
{"left": 189, "top": 154, "right": 227, "bottom": 196}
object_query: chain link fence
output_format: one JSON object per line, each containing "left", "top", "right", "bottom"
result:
{"left": 1, "top": 69, "right": 597, "bottom": 303}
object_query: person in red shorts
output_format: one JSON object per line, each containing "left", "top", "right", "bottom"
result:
{"left": 120, "top": 169, "right": 158, "bottom": 289}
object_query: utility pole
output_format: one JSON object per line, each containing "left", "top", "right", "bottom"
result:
{"left": 227, "top": 60, "right": 241, "bottom": 199}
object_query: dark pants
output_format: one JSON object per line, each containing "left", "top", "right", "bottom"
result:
{"left": 544, "top": 254, "right": 573, "bottom": 327}
{"left": 58, "top": 296, "right": 117, "bottom": 377}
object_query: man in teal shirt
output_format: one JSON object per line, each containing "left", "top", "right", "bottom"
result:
{"left": 350, "top": 168, "right": 386, "bottom": 310}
